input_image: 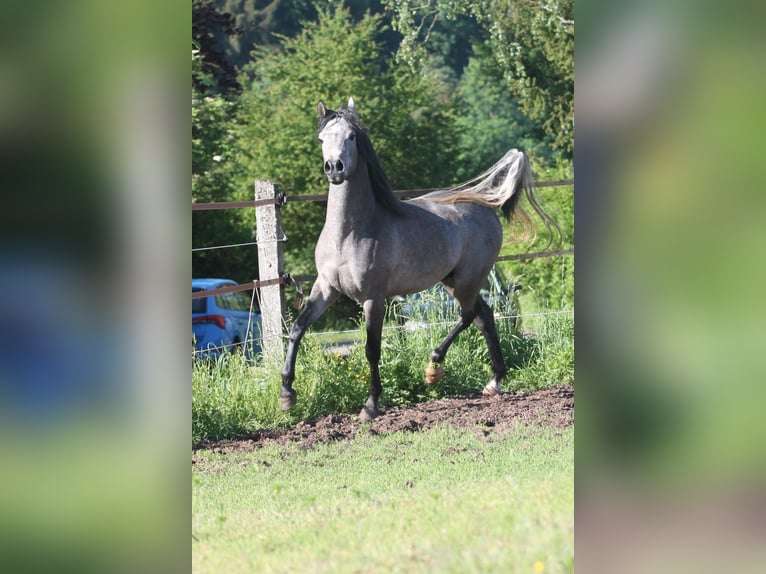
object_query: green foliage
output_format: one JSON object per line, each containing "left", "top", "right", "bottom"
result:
{"left": 287, "top": 334, "right": 371, "bottom": 420}
{"left": 214, "top": 0, "right": 317, "bottom": 73}
{"left": 387, "top": 0, "right": 574, "bottom": 155}
{"left": 510, "top": 312, "right": 575, "bottom": 387}
{"left": 484, "top": 0, "right": 574, "bottom": 154}
{"left": 192, "top": 0, "right": 241, "bottom": 94}
{"left": 192, "top": 73, "right": 257, "bottom": 281}
{"left": 192, "top": 354, "right": 289, "bottom": 442}
{"left": 216, "top": 1, "right": 405, "bottom": 74}
{"left": 499, "top": 161, "right": 574, "bottom": 312}
{"left": 454, "top": 55, "right": 554, "bottom": 181}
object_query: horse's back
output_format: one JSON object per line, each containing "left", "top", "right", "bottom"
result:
{"left": 404, "top": 197, "right": 503, "bottom": 249}
{"left": 382, "top": 198, "right": 502, "bottom": 294}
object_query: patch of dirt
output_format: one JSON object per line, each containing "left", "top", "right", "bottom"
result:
{"left": 193, "top": 384, "right": 573, "bottom": 456}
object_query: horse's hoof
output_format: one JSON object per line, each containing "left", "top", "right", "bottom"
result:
{"left": 424, "top": 362, "right": 444, "bottom": 384}
{"left": 482, "top": 380, "right": 501, "bottom": 397}
{"left": 358, "top": 405, "right": 380, "bottom": 422}
{"left": 280, "top": 390, "right": 297, "bottom": 411}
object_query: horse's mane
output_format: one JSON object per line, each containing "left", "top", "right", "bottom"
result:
{"left": 317, "top": 105, "right": 405, "bottom": 216}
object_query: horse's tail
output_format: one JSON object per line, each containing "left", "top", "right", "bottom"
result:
{"left": 426, "top": 149, "right": 561, "bottom": 245}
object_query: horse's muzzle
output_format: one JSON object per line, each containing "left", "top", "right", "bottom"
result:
{"left": 324, "top": 159, "right": 346, "bottom": 184}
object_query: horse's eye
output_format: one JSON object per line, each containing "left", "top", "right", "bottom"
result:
{"left": 349, "top": 133, "right": 355, "bottom": 141}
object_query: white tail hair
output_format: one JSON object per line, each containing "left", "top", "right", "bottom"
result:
{"left": 426, "top": 149, "right": 558, "bottom": 244}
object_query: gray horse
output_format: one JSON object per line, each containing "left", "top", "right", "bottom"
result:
{"left": 281, "top": 98, "right": 557, "bottom": 420}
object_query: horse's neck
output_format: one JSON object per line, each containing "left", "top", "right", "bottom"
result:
{"left": 324, "top": 164, "right": 376, "bottom": 236}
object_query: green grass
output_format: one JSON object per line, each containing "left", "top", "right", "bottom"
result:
{"left": 193, "top": 301, "right": 574, "bottom": 442}
{"left": 193, "top": 424, "right": 574, "bottom": 573}
{"left": 311, "top": 329, "right": 363, "bottom": 346}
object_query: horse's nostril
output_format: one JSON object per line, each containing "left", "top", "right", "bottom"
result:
{"left": 324, "top": 159, "right": 344, "bottom": 175}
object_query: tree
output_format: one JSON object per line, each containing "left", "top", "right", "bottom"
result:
{"left": 454, "top": 55, "right": 555, "bottom": 181}
{"left": 192, "top": 50, "right": 255, "bottom": 281}
{"left": 192, "top": 0, "right": 241, "bottom": 94}
{"left": 214, "top": 0, "right": 317, "bottom": 73}
{"left": 386, "top": 0, "right": 574, "bottom": 155}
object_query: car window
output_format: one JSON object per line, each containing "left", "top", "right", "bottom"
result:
{"left": 233, "top": 291, "right": 258, "bottom": 313}
{"left": 233, "top": 293, "right": 245, "bottom": 310}
{"left": 192, "top": 297, "right": 206, "bottom": 313}
{"left": 226, "top": 293, "right": 245, "bottom": 311}
{"left": 192, "top": 288, "right": 207, "bottom": 313}
{"left": 216, "top": 292, "right": 258, "bottom": 313}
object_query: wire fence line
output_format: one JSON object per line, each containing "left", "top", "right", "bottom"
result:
{"left": 192, "top": 308, "right": 574, "bottom": 358}
{"left": 191, "top": 235, "right": 288, "bottom": 253}
{"left": 297, "top": 308, "right": 575, "bottom": 340}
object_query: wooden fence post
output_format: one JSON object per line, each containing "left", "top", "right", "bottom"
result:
{"left": 254, "top": 180, "right": 286, "bottom": 363}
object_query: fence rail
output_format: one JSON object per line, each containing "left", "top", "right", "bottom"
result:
{"left": 496, "top": 248, "right": 574, "bottom": 262}
{"left": 191, "top": 179, "right": 573, "bottom": 212}
{"left": 192, "top": 193, "right": 287, "bottom": 211}
{"left": 191, "top": 276, "right": 290, "bottom": 300}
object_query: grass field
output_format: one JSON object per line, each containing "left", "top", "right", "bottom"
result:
{"left": 193, "top": 424, "right": 573, "bottom": 573}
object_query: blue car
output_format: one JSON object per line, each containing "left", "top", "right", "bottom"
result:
{"left": 192, "top": 278, "right": 262, "bottom": 359}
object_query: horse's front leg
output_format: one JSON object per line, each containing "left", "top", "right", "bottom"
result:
{"left": 359, "top": 297, "right": 385, "bottom": 421}
{"left": 280, "top": 279, "right": 339, "bottom": 410}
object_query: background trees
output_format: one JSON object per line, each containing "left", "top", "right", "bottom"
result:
{"left": 389, "top": 0, "right": 574, "bottom": 156}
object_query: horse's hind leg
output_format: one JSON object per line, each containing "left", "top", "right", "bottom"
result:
{"left": 431, "top": 313, "right": 474, "bottom": 363}
{"left": 471, "top": 297, "right": 508, "bottom": 396}
{"left": 280, "top": 279, "right": 339, "bottom": 410}
{"left": 427, "top": 295, "right": 507, "bottom": 394}
{"left": 425, "top": 283, "right": 477, "bottom": 383}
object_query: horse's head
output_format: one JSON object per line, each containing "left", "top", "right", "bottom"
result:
{"left": 317, "top": 97, "right": 359, "bottom": 185}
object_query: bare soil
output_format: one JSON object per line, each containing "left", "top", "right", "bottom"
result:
{"left": 193, "top": 384, "right": 573, "bottom": 455}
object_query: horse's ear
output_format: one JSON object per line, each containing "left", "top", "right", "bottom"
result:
{"left": 347, "top": 97, "right": 355, "bottom": 111}
{"left": 317, "top": 101, "right": 327, "bottom": 118}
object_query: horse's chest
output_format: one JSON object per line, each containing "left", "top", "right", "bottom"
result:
{"left": 317, "top": 236, "right": 381, "bottom": 300}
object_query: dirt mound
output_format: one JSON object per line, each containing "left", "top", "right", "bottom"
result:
{"left": 193, "top": 384, "right": 573, "bottom": 455}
